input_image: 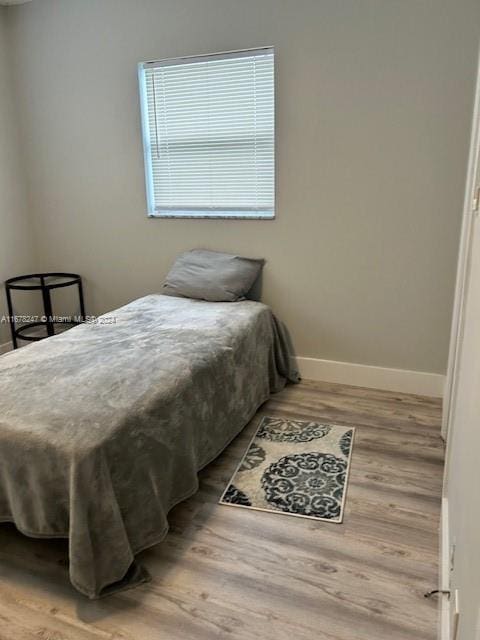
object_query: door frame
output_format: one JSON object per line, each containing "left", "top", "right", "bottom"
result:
{"left": 442, "top": 48, "right": 480, "bottom": 446}
{"left": 439, "top": 48, "right": 480, "bottom": 640}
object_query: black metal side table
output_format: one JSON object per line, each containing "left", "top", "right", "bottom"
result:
{"left": 5, "top": 272, "right": 86, "bottom": 349}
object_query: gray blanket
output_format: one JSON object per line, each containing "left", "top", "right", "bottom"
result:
{"left": 0, "top": 295, "right": 298, "bottom": 597}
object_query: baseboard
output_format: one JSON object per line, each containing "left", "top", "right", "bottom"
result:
{"left": 440, "top": 497, "right": 451, "bottom": 640}
{"left": 294, "top": 356, "right": 445, "bottom": 398}
{"left": 0, "top": 341, "right": 12, "bottom": 355}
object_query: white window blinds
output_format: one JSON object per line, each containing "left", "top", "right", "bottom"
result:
{"left": 138, "top": 48, "right": 275, "bottom": 218}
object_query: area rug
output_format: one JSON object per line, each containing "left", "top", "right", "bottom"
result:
{"left": 220, "top": 416, "right": 355, "bottom": 523}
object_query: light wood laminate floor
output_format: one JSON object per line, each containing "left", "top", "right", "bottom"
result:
{"left": 0, "top": 380, "right": 444, "bottom": 640}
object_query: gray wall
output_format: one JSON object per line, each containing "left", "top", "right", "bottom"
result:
{"left": 0, "top": 8, "right": 35, "bottom": 345}
{"left": 6, "top": 0, "right": 480, "bottom": 372}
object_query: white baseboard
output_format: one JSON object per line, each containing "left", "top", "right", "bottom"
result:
{"left": 440, "top": 497, "right": 451, "bottom": 640}
{"left": 0, "top": 341, "right": 12, "bottom": 355}
{"left": 294, "top": 356, "right": 445, "bottom": 398}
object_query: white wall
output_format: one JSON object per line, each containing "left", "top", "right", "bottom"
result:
{"left": 5, "top": 0, "right": 480, "bottom": 373}
{"left": 0, "top": 7, "right": 35, "bottom": 346}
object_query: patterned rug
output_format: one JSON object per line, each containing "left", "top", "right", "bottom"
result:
{"left": 220, "top": 416, "right": 355, "bottom": 523}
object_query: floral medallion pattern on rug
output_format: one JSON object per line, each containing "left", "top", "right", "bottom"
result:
{"left": 261, "top": 452, "right": 347, "bottom": 519}
{"left": 257, "top": 417, "right": 332, "bottom": 443}
{"left": 222, "top": 484, "right": 252, "bottom": 506}
{"left": 339, "top": 430, "right": 353, "bottom": 456}
{"left": 220, "top": 417, "right": 355, "bottom": 524}
{"left": 239, "top": 443, "right": 266, "bottom": 471}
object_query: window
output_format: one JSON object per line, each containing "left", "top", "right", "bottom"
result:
{"left": 138, "top": 47, "right": 275, "bottom": 219}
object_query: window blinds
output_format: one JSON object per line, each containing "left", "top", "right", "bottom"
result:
{"left": 139, "top": 48, "right": 275, "bottom": 218}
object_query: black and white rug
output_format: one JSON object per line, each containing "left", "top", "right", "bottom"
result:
{"left": 220, "top": 416, "right": 355, "bottom": 523}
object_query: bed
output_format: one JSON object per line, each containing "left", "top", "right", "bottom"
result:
{"left": 0, "top": 294, "right": 298, "bottom": 598}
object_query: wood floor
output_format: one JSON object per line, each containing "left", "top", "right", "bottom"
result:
{"left": 0, "top": 380, "right": 444, "bottom": 640}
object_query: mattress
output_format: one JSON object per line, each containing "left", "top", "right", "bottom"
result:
{"left": 0, "top": 294, "right": 298, "bottom": 597}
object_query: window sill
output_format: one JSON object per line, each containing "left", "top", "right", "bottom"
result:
{"left": 148, "top": 211, "right": 275, "bottom": 220}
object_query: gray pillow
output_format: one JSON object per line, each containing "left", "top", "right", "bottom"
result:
{"left": 162, "top": 249, "right": 265, "bottom": 302}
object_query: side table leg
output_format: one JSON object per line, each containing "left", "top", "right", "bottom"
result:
{"left": 78, "top": 280, "right": 86, "bottom": 322}
{"left": 42, "top": 286, "right": 55, "bottom": 337}
{"left": 5, "top": 286, "right": 18, "bottom": 349}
